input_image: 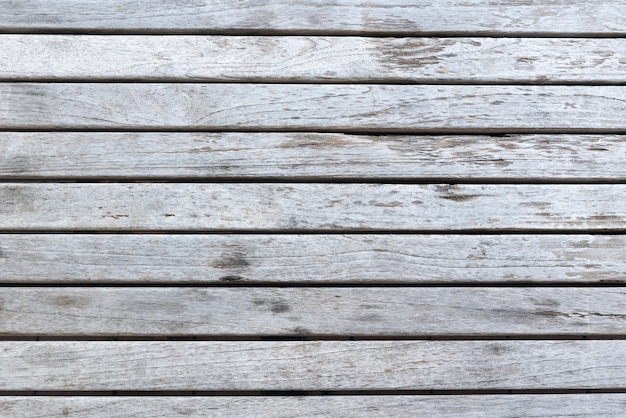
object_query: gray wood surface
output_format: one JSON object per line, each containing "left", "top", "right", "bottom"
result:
{"left": 1, "top": 1, "right": 624, "bottom": 34}
{"left": 3, "top": 395, "right": 626, "bottom": 418}
{"left": 4, "top": 132, "right": 626, "bottom": 181}
{"left": 2, "top": 36, "right": 625, "bottom": 83}
{"left": 2, "top": 287, "right": 626, "bottom": 336}
{"left": 3, "top": 341, "right": 626, "bottom": 390}
{"left": 2, "top": 183, "right": 626, "bottom": 231}
{"left": 2, "top": 84, "right": 626, "bottom": 131}
{"left": 3, "top": 234, "right": 624, "bottom": 284}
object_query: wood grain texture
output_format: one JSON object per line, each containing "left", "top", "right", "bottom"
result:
{"left": 1, "top": 1, "right": 624, "bottom": 34}
{"left": 2, "top": 287, "right": 626, "bottom": 336}
{"left": 3, "top": 234, "right": 624, "bottom": 284}
{"left": 3, "top": 395, "right": 626, "bottom": 418}
{"left": 3, "top": 341, "right": 626, "bottom": 390}
{"left": 4, "top": 132, "right": 626, "bottom": 181}
{"left": 2, "top": 84, "right": 626, "bottom": 131}
{"left": 2, "top": 183, "right": 626, "bottom": 231}
{"left": 2, "top": 36, "right": 625, "bottom": 83}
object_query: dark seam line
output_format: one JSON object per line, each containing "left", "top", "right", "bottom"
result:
{"left": 3, "top": 389, "right": 626, "bottom": 396}
{"left": 0, "top": 230, "right": 626, "bottom": 235}
{"left": 1, "top": 335, "right": 626, "bottom": 341}
{"left": 2, "top": 128, "right": 626, "bottom": 135}
{"left": 4, "top": 178, "right": 626, "bottom": 184}
{"left": 1, "top": 30, "right": 626, "bottom": 37}
{"left": 3, "top": 79, "right": 626, "bottom": 86}
{"left": 1, "top": 283, "right": 626, "bottom": 288}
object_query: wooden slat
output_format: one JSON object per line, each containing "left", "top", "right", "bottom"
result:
{"left": 2, "top": 183, "right": 626, "bottom": 231}
{"left": 3, "top": 132, "right": 626, "bottom": 181}
{"left": 2, "top": 84, "right": 626, "bottom": 131}
{"left": 1, "top": 1, "right": 623, "bottom": 35}
{"left": 3, "top": 234, "right": 624, "bottom": 284}
{"left": 2, "top": 36, "right": 625, "bottom": 83}
{"left": 3, "top": 395, "right": 626, "bottom": 417}
{"left": 3, "top": 341, "right": 626, "bottom": 390}
{"left": 2, "top": 287, "right": 626, "bottom": 336}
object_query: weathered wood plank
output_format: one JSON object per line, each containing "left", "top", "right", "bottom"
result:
{"left": 2, "top": 287, "right": 626, "bottom": 336}
{"left": 1, "top": 1, "right": 624, "bottom": 35}
{"left": 2, "top": 84, "right": 626, "bottom": 131}
{"left": 3, "top": 395, "right": 626, "bottom": 418}
{"left": 1, "top": 183, "right": 626, "bottom": 231}
{"left": 3, "top": 341, "right": 626, "bottom": 390}
{"left": 3, "top": 132, "right": 626, "bottom": 181}
{"left": 2, "top": 36, "right": 625, "bottom": 83}
{"left": 3, "top": 234, "right": 624, "bottom": 284}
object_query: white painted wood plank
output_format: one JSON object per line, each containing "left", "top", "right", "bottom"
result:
{"left": 2, "top": 36, "right": 625, "bottom": 83}
{"left": 2, "top": 287, "right": 626, "bottom": 336}
{"left": 2, "top": 341, "right": 626, "bottom": 390}
{"left": 3, "top": 132, "right": 626, "bottom": 181}
{"left": 1, "top": 183, "right": 626, "bottom": 231}
{"left": 1, "top": 1, "right": 624, "bottom": 34}
{"left": 2, "top": 84, "right": 626, "bottom": 131}
{"left": 3, "top": 234, "right": 623, "bottom": 284}
{"left": 3, "top": 395, "right": 626, "bottom": 418}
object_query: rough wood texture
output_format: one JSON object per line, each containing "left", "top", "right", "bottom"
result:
{"left": 2, "top": 36, "right": 625, "bottom": 83}
{"left": 2, "top": 84, "right": 626, "bottom": 131}
{"left": 2, "top": 183, "right": 626, "bottom": 231}
{"left": 2, "top": 287, "right": 626, "bottom": 336}
{"left": 3, "top": 234, "right": 624, "bottom": 284}
{"left": 3, "top": 341, "right": 626, "bottom": 390}
{"left": 1, "top": 1, "right": 624, "bottom": 34}
{"left": 4, "top": 132, "right": 626, "bottom": 181}
{"left": 3, "top": 395, "right": 626, "bottom": 418}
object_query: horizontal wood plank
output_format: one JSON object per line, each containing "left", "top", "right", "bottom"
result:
{"left": 3, "top": 234, "right": 624, "bottom": 284}
{"left": 2, "top": 183, "right": 626, "bottom": 231}
{"left": 2, "top": 287, "right": 626, "bottom": 336}
{"left": 1, "top": 1, "right": 624, "bottom": 35}
{"left": 3, "top": 341, "right": 626, "bottom": 390}
{"left": 2, "top": 84, "right": 626, "bottom": 131}
{"left": 2, "top": 36, "right": 625, "bottom": 83}
{"left": 3, "top": 395, "right": 626, "bottom": 417}
{"left": 3, "top": 132, "right": 626, "bottom": 181}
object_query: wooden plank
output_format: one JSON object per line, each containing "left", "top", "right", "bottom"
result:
{"left": 4, "top": 132, "right": 626, "bottom": 181}
{"left": 2, "top": 287, "right": 626, "bottom": 336}
{"left": 1, "top": 1, "right": 624, "bottom": 35}
{"left": 2, "top": 84, "right": 626, "bottom": 131}
{"left": 3, "top": 341, "right": 626, "bottom": 390}
{"left": 2, "top": 183, "right": 626, "bottom": 231}
{"left": 2, "top": 36, "right": 625, "bottom": 83}
{"left": 3, "top": 234, "right": 624, "bottom": 284}
{"left": 3, "top": 395, "right": 626, "bottom": 417}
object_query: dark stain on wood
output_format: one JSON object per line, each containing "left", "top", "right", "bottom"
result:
{"left": 378, "top": 39, "right": 447, "bottom": 69}
{"left": 440, "top": 194, "right": 480, "bottom": 202}
{"left": 536, "top": 310, "right": 564, "bottom": 318}
{"left": 52, "top": 295, "right": 89, "bottom": 309}
{"left": 253, "top": 299, "right": 291, "bottom": 314}
{"left": 486, "top": 343, "right": 509, "bottom": 355}
{"left": 212, "top": 252, "right": 250, "bottom": 269}
{"left": 219, "top": 275, "right": 244, "bottom": 282}
{"left": 294, "top": 327, "right": 311, "bottom": 335}
{"left": 436, "top": 185, "right": 484, "bottom": 202}
{"left": 0, "top": 186, "right": 35, "bottom": 214}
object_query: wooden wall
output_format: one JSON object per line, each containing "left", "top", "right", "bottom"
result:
{"left": 1, "top": 1, "right": 626, "bottom": 416}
